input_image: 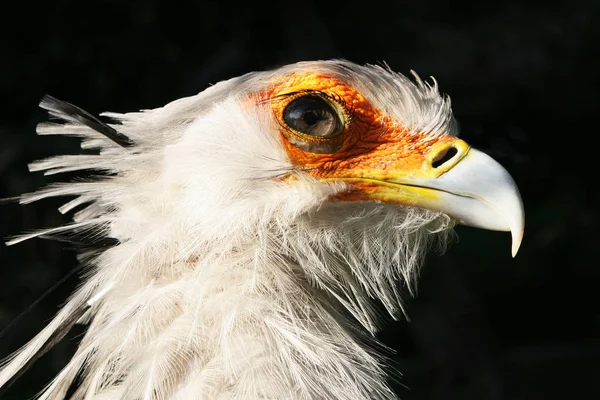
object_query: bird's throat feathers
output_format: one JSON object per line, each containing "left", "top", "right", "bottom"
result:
{"left": 68, "top": 200, "right": 453, "bottom": 399}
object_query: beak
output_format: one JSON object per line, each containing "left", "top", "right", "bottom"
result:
{"left": 337, "top": 146, "right": 525, "bottom": 257}
{"left": 401, "top": 148, "right": 524, "bottom": 257}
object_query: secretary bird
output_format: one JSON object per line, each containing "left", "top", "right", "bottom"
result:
{"left": 0, "top": 60, "right": 523, "bottom": 399}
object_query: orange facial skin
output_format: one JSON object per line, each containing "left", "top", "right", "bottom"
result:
{"left": 256, "top": 72, "right": 469, "bottom": 203}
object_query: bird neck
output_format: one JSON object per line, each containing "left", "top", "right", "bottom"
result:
{"left": 81, "top": 227, "right": 397, "bottom": 399}
{"left": 77, "top": 202, "right": 451, "bottom": 398}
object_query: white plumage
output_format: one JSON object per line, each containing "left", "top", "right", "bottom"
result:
{"left": 0, "top": 60, "right": 523, "bottom": 399}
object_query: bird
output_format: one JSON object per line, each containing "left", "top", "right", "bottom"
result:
{"left": 0, "top": 60, "right": 524, "bottom": 399}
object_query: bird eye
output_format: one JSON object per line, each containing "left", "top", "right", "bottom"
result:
{"left": 283, "top": 96, "right": 343, "bottom": 138}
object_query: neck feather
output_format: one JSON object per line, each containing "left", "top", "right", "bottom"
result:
{"left": 48, "top": 204, "right": 451, "bottom": 399}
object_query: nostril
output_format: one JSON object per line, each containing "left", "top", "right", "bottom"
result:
{"left": 432, "top": 146, "right": 458, "bottom": 168}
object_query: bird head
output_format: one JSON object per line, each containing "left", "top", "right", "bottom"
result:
{"left": 148, "top": 60, "right": 522, "bottom": 255}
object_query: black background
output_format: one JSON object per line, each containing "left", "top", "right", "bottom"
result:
{"left": 0, "top": 1, "right": 598, "bottom": 399}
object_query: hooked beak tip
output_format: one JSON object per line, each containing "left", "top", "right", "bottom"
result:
{"left": 511, "top": 230, "right": 523, "bottom": 258}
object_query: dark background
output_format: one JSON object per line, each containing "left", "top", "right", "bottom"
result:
{"left": 0, "top": 1, "right": 598, "bottom": 399}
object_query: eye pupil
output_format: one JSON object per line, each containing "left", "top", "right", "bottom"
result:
{"left": 303, "top": 110, "right": 319, "bottom": 126}
{"left": 283, "top": 96, "right": 342, "bottom": 138}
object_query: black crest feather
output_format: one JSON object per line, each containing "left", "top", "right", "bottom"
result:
{"left": 40, "top": 95, "right": 134, "bottom": 148}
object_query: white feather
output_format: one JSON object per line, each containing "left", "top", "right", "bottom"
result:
{"left": 1, "top": 60, "right": 457, "bottom": 399}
